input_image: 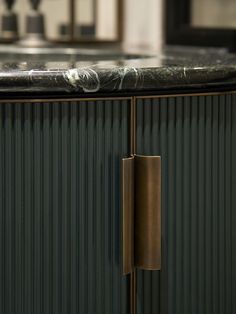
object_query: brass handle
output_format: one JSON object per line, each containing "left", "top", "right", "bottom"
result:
{"left": 122, "top": 156, "right": 134, "bottom": 275}
{"left": 122, "top": 155, "right": 161, "bottom": 275}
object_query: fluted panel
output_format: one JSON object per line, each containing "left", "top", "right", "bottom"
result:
{"left": 0, "top": 99, "right": 130, "bottom": 314}
{"left": 136, "top": 94, "right": 236, "bottom": 314}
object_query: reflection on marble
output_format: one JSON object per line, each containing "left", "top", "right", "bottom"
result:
{"left": 0, "top": 46, "right": 236, "bottom": 95}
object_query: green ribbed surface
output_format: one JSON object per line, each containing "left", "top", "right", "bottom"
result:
{"left": 0, "top": 99, "right": 130, "bottom": 314}
{"left": 136, "top": 94, "right": 236, "bottom": 314}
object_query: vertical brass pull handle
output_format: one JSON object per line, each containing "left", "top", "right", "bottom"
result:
{"left": 135, "top": 156, "right": 161, "bottom": 270}
{"left": 122, "top": 156, "right": 134, "bottom": 275}
{"left": 122, "top": 155, "right": 161, "bottom": 274}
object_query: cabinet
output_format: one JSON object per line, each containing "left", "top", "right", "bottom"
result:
{"left": 0, "top": 98, "right": 131, "bottom": 314}
{"left": 0, "top": 92, "right": 235, "bottom": 314}
{"left": 136, "top": 94, "right": 236, "bottom": 314}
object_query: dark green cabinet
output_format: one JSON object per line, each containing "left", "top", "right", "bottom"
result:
{"left": 136, "top": 94, "right": 236, "bottom": 314}
{"left": 0, "top": 99, "right": 130, "bottom": 314}
{"left": 0, "top": 92, "right": 236, "bottom": 314}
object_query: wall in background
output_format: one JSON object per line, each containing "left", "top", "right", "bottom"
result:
{"left": 192, "top": 0, "right": 236, "bottom": 29}
{"left": 123, "top": 0, "right": 164, "bottom": 51}
{"left": 96, "top": 0, "right": 117, "bottom": 40}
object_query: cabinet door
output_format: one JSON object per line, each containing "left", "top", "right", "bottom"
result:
{"left": 0, "top": 99, "right": 130, "bottom": 314}
{"left": 136, "top": 94, "right": 236, "bottom": 314}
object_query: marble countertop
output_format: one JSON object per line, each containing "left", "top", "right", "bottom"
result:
{"left": 0, "top": 45, "right": 236, "bottom": 95}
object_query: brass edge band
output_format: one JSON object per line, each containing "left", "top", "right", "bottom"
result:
{"left": 0, "top": 97, "right": 133, "bottom": 104}
{"left": 135, "top": 90, "right": 236, "bottom": 99}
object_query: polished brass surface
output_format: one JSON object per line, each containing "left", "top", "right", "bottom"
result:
{"left": 122, "top": 157, "right": 134, "bottom": 275}
{"left": 134, "top": 155, "right": 161, "bottom": 270}
{"left": 122, "top": 155, "right": 162, "bottom": 273}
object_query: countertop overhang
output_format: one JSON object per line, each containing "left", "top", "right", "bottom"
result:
{"left": 0, "top": 45, "right": 236, "bottom": 95}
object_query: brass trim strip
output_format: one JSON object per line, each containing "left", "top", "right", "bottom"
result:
{"left": 130, "top": 97, "right": 136, "bottom": 314}
{"left": 130, "top": 271, "right": 136, "bottom": 314}
{"left": 2, "top": 89, "right": 235, "bottom": 104}
{"left": 0, "top": 97, "right": 132, "bottom": 104}
{"left": 135, "top": 90, "right": 236, "bottom": 100}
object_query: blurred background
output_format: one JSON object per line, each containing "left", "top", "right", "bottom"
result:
{"left": 0, "top": 0, "right": 118, "bottom": 41}
{"left": 1, "top": 0, "right": 236, "bottom": 50}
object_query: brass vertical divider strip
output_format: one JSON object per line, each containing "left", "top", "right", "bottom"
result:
{"left": 130, "top": 270, "right": 136, "bottom": 314}
{"left": 123, "top": 98, "right": 162, "bottom": 311}
{"left": 131, "top": 97, "right": 136, "bottom": 314}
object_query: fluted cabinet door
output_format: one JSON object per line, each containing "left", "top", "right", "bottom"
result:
{"left": 136, "top": 94, "right": 236, "bottom": 314}
{"left": 0, "top": 99, "right": 130, "bottom": 314}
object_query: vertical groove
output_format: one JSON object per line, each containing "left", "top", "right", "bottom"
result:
{"left": 52, "top": 102, "right": 60, "bottom": 314}
{"left": 70, "top": 101, "right": 78, "bottom": 314}
{"left": 24, "top": 103, "right": 33, "bottom": 314}
{"left": 205, "top": 95, "right": 212, "bottom": 314}
{"left": 212, "top": 95, "right": 219, "bottom": 314}
{"left": 113, "top": 100, "right": 120, "bottom": 314}
{"left": 219, "top": 95, "right": 225, "bottom": 314}
{"left": 151, "top": 99, "right": 160, "bottom": 314}
{"left": 232, "top": 94, "right": 236, "bottom": 314}
{"left": 33, "top": 103, "right": 42, "bottom": 314}
{"left": 95, "top": 100, "right": 103, "bottom": 314}
{"left": 104, "top": 100, "right": 112, "bottom": 314}
{"left": 190, "top": 96, "right": 198, "bottom": 314}
{"left": 167, "top": 97, "right": 176, "bottom": 314}
{"left": 198, "top": 96, "right": 205, "bottom": 314}
{"left": 136, "top": 93, "right": 235, "bottom": 314}
{"left": 175, "top": 97, "right": 183, "bottom": 314}
{"left": 225, "top": 94, "right": 232, "bottom": 314}
{"left": 5, "top": 103, "right": 13, "bottom": 314}
{"left": 159, "top": 97, "right": 168, "bottom": 314}
{"left": 15, "top": 103, "right": 23, "bottom": 314}
{"left": 78, "top": 101, "right": 86, "bottom": 314}
{"left": 61, "top": 102, "right": 69, "bottom": 314}
{"left": 42, "top": 103, "right": 51, "bottom": 314}
{"left": 87, "top": 101, "right": 95, "bottom": 314}
{"left": 183, "top": 96, "right": 191, "bottom": 314}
